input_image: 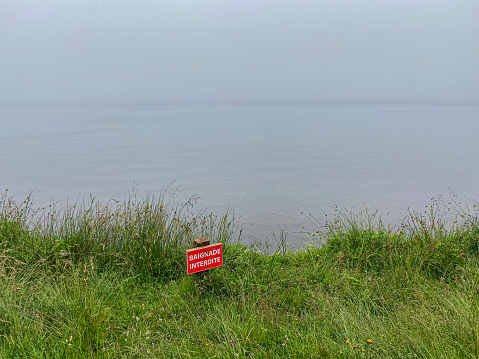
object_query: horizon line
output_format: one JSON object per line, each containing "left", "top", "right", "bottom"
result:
{"left": 1, "top": 96, "right": 479, "bottom": 109}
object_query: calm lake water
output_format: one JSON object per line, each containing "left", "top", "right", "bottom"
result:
{"left": 1, "top": 104, "right": 478, "bottom": 246}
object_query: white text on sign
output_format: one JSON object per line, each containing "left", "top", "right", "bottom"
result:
{"left": 186, "top": 243, "right": 223, "bottom": 274}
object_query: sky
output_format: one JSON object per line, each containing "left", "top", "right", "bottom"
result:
{"left": 1, "top": 0, "right": 478, "bottom": 105}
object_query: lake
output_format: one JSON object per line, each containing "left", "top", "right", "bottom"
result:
{"left": 1, "top": 103, "right": 478, "bottom": 246}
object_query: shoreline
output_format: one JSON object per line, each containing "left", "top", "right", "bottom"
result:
{"left": 1, "top": 193, "right": 478, "bottom": 357}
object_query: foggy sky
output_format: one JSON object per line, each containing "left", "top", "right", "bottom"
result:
{"left": 1, "top": 0, "right": 478, "bottom": 105}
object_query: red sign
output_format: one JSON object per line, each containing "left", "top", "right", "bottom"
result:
{"left": 186, "top": 243, "right": 223, "bottom": 274}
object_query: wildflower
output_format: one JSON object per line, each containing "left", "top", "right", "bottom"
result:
{"left": 281, "top": 267, "right": 283, "bottom": 270}
{"left": 340, "top": 351, "right": 343, "bottom": 354}
{"left": 362, "top": 349, "right": 365, "bottom": 352}
{"left": 367, "top": 339, "right": 372, "bottom": 343}
{"left": 346, "top": 340, "right": 349, "bottom": 344}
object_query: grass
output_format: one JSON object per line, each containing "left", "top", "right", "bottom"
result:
{"left": 0, "top": 189, "right": 479, "bottom": 358}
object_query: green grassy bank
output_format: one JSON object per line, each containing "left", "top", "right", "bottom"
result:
{"left": 0, "top": 191, "right": 478, "bottom": 358}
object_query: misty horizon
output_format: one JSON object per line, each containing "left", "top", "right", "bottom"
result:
{"left": 1, "top": 1, "right": 478, "bottom": 105}
{"left": 2, "top": 96, "right": 479, "bottom": 109}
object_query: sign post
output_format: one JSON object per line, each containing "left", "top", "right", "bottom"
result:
{"left": 186, "top": 238, "right": 223, "bottom": 275}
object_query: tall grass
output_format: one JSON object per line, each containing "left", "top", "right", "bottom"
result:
{"left": 0, "top": 188, "right": 235, "bottom": 281}
{"left": 0, "top": 189, "right": 478, "bottom": 358}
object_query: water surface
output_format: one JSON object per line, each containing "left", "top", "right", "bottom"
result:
{"left": 1, "top": 104, "right": 478, "bottom": 245}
